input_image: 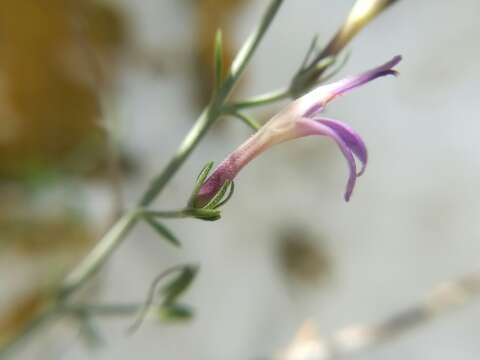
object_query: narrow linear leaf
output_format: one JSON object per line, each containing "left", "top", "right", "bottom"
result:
{"left": 128, "top": 264, "right": 195, "bottom": 334}
{"left": 161, "top": 265, "right": 198, "bottom": 305}
{"left": 188, "top": 162, "right": 214, "bottom": 207}
{"left": 317, "top": 50, "right": 351, "bottom": 83}
{"left": 159, "top": 303, "right": 193, "bottom": 322}
{"left": 145, "top": 216, "right": 181, "bottom": 247}
{"left": 213, "top": 181, "right": 234, "bottom": 209}
{"left": 77, "top": 314, "right": 105, "bottom": 349}
{"left": 204, "top": 180, "right": 232, "bottom": 209}
{"left": 214, "top": 29, "right": 223, "bottom": 92}
{"left": 300, "top": 34, "right": 320, "bottom": 70}
{"left": 231, "top": 111, "right": 261, "bottom": 131}
{"left": 196, "top": 161, "right": 214, "bottom": 184}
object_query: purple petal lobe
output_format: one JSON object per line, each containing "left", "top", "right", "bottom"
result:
{"left": 297, "top": 118, "right": 358, "bottom": 201}
{"left": 314, "top": 117, "right": 368, "bottom": 176}
{"left": 302, "top": 102, "right": 324, "bottom": 118}
{"left": 326, "top": 55, "right": 401, "bottom": 98}
{"left": 302, "top": 55, "right": 401, "bottom": 118}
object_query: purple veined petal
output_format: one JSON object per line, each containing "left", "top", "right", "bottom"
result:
{"left": 313, "top": 117, "right": 367, "bottom": 176}
{"left": 302, "top": 55, "right": 401, "bottom": 118}
{"left": 301, "top": 102, "right": 324, "bottom": 119}
{"left": 296, "top": 117, "right": 357, "bottom": 201}
{"left": 325, "top": 55, "right": 401, "bottom": 98}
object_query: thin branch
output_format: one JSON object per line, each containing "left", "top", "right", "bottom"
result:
{"left": 141, "top": 209, "right": 190, "bottom": 219}
{"left": 59, "top": 209, "right": 140, "bottom": 298}
{"left": 65, "top": 303, "right": 142, "bottom": 318}
{"left": 139, "top": 0, "right": 284, "bottom": 206}
{"left": 280, "top": 270, "right": 480, "bottom": 360}
{"left": 224, "top": 87, "right": 289, "bottom": 111}
{"left": 328, "top": 271, "right": 480, "bottom": 358}
{"left": 127, "top": 265, "right": 188, "bottom": 334}
{"left": 226, "top": 111, "right": 261, "bottom": 131}
{"left": 299, "top": 35, "right": 320, "bottom": 71}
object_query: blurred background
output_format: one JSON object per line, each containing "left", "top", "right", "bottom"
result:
{"left": 1, "top": 0, "right": 480, "bottom": 359}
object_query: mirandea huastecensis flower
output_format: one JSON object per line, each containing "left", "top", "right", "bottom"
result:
{"left": 196, "top": 56, "right": 401, "bottom": 206}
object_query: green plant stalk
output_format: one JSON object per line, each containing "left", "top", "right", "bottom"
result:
{"left": 0, "top": 1, "right": 284, "bottom": 357}
{"left": 59, "top": 209, "right": 140, "bottom": 297}
{"left": 225, "top": 87, "right": 289, "bottom": 111}
{"left": 142, "top": 209, "right": 190, "bottom": 218}
{"left": 225, "top": 111, "right": 261, "bottom": 131}
{"left": 64, "top": 303, "right": 143, "bottom": 317}
{"left": 139, "top": 0, "right": 284, "bottom": 206}
{"left": 64, "top": 0, "right": 284, "bottom": 299}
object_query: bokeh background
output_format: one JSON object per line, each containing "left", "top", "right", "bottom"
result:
{"left": 2, "top": 0, "right": 480, "bottom": 359}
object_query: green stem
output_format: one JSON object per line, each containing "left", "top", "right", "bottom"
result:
{"left": 225, "top": 111, "right": 261, "bottom": 131}
{"left": 59, "top": 209, "right": 140, "bottom": 298}
{"left": 142, "top": 208, "right": 220, "bottom": 220}
{"left": 138, "top": 108, "right": 212, "bottom": 206}
{"left": 142, "top": 209, "right": 189, "bottom": 218}
{"left": 224, "top": 87, "right": 289, "bottom": 111}
{"left": 64, "top": 303, "right": 142, "bottom": 317}
{"left": 140, "top": 0, "right": 284, "bottom": 206}
{"left": 63, "top": 0, "right": 284, "bottom": 296}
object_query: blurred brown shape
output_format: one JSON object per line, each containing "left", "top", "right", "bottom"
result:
{"left": 193, "top": 0, "right": 248, "bottom": 107}
{"left": 0, "top": 290, "right": 49, "bottom": 348}
{"left": 0, "top": 185, "right": 97, "bottom": 347}
{"left": 0, "top": 1, "right": 126, "bottom": 348}
{"left": 0, "top": 212, "right": 94, "bottom": 256}
{"left": 0, "top": 0, "right": 127, "bottom": 179}
{"left": 277, "top": 226, "right": 333, "bottom": 287}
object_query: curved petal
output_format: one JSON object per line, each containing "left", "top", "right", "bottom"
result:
{"left": 301, "top": 55, "right": 401, "bottom": 118}
{"left": 313, "top": 117, "right": 367, "bottom": 176}
{"left": 324, "top": 55, "right": 401, "bottom": 99}
{"left": 195, "top": 56, "right": 401, "bottom": 205}
{"left": 297, "top": 118, "right": 358, "bottom": 201}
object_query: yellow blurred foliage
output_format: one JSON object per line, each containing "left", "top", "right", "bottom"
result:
{"left": 0, "top": 1, "right": 126, "bottom": 345}
{"left": 0, "top": 290, "right": 48, "bottom": 348}
{"left": 193, "top": 0, "right": 248, "bottom": 107}
{"left": 0, "top": 0, "right": 126, "bottom": 178}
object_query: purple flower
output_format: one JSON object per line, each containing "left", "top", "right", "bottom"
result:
{"left": 196, "top": 56, "right": 401, "bottom": 206}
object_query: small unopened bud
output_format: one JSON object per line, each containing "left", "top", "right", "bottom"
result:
{"left": 322, "top": 0, "right": 399, "bottom": 58}
{"left": 291, "top": 0, "right": 399, "bottom": 95}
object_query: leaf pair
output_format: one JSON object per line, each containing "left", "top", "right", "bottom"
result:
{"left": 129, "top": 265, "right": 198, "bottom": 333}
